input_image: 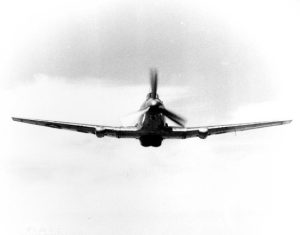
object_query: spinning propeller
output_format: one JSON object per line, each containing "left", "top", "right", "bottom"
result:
{"left": 148, "top": 69, "right": 186, "bottom": 127}
{"left": 122, "top": 69, "right": 186, "bottom": 127}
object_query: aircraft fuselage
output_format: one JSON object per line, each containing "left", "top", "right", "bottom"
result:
{"left": 137, "top": 94, "right": 167, "bottom": 147}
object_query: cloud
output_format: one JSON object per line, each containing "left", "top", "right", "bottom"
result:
{"left": 1, "top": 0, "right": 300, "bottom": 234}
{"left": 1, "top": 71, "right": 298, "bottom": 235}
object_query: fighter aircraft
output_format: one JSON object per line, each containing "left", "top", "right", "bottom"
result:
{"left": 12, "top": 69, "right": 291, "bottom": 147}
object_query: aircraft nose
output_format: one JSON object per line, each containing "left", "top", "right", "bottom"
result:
{"left": 150, "top": 99, "right": 160, "bottom": 107}
{"left": 150, "top": 100, "right": 158, "bottom": 106}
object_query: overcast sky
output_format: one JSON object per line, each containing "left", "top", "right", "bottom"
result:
{"left": 0, "top": 0, "right": 299, "bottom": 234}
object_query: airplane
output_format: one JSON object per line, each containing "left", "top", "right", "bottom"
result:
{"left": 12, "top": 69, "right": 292, "bottom": 147}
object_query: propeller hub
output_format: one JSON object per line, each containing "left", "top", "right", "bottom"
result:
{"left": 150, "top": 99, "right": 160, "bottom": 107}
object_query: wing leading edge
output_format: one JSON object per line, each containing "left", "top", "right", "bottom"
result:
{"left": 12, "top": 117, "right": 292, "bottom": 140}
{"left": 12, "top": 117, "right": 141, "bottom": 138}
{"left": 166, "top": 120, "right": 292, "bottom": 139}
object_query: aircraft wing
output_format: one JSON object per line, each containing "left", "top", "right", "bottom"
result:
{"left": 165, "top": 120, "right": 292, "bottom": 139}
{"left": 12, "top": 117, "right": 141, "bottom": 138}
{"left": 12, "top": 117, "right": 292, "bottom": 140}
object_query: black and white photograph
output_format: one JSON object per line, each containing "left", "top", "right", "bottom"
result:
{"left": 0, "top": 0, "right": 299, "bottom": 234}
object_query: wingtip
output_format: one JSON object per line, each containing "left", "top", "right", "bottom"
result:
{"left": 12, "top": 117, "right": 23, "bottom": 122}
{"left": 283, "top": 120, "right": 292, "bottom": 124}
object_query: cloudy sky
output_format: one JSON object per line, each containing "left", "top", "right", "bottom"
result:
{"left": 0, "top": 0, "right": 299, "bottom": 234}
